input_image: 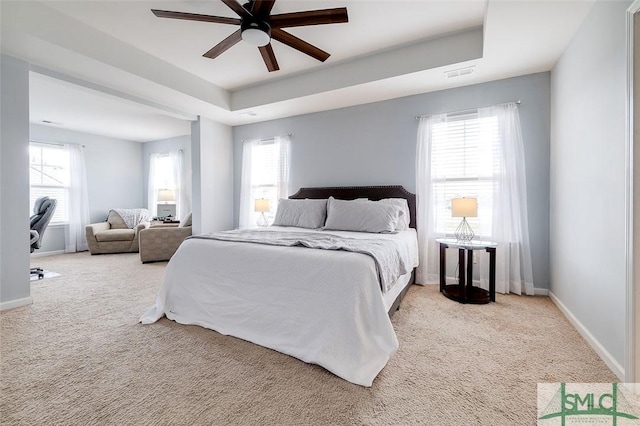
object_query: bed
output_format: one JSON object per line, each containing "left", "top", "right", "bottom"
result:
{"left": 140, "top": 185, "right": 418, "bottom": 387}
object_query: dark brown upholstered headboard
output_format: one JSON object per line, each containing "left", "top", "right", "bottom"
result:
{"left": 289, "top": 185, "right": 417, "bottom": 229}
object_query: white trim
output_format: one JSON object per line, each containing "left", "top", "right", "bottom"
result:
{"left": 47, "top": 222, "right": 68, "bottom": 228}
{"left": 30, "top": 249, "right": 65, "bottom": 258}
{"left": 0, "top": 296, "right": 33, "bottom": 311}
{"left": 549, "top": 291, "right": 624, "bottom": 380}
{"left": 534, "top": 287, "right": 549, "bottom": 296}
{"left": 626, "top": 0, "right": 640, "bottom": 385}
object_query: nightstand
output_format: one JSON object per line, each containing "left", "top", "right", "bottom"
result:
{"left": 436, "top": 238, "right": 497, "bottom": 304}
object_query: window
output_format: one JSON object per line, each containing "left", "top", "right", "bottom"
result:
{"left": 148, "top": 150, "right": 190, "bottom": 220}
{"left": 250, "top": 141, "right": 279, "bottom": 221}
{"left": 416, "top": 102, "right": 533, "bottom": 294}
{"left": 430, "top": 112, "right": 499, "bottom": 238}
{"left": 239, "top": 135, "right": 290, "bottom": 228}
{"left": 148, "top": 152, "right": 176, "bottom": 218}
{"left": 29, "top": 143, "right": 70, "bottom": 224}
{"left": 151, "top": 154, "right": 174, "bottom": 191}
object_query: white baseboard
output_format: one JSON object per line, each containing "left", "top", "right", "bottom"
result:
{"left": 549, "top": 291, "right": 625, "bottom": 380}
{"left": 0, "top": 296, "right": 33, "bottom": 311}
{"left": 30, "top": 250, "right": 65, "bottom": 258}
{"left": 534, "top": 288, "right": 549, "bottom": 296}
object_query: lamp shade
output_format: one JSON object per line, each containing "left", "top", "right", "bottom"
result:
{"left": 451, "top": 197, "right": 477, "bottom": 218}
{"left": 254, "top": 198, "right": 270, "bottom": 213}
{"left": 157, "top": 189, "right": 175, "bottom": 203}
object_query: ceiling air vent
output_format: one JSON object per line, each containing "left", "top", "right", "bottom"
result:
{"left": 445, "top": 66, "right": 475, "bottom": 79}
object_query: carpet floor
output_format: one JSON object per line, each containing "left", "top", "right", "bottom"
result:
{"left": 0, "top": 252, "right": 617, "bottom": 425}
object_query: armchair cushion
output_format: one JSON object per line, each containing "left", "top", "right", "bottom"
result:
{"left": 139, "top": 225, "right": 192, "bottom": 263}
{"left": 95, "top": 229, "right": 136, "bottom": 242}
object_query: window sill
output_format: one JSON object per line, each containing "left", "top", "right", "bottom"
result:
{"left": 48, "top": 222, "right": 68, "bottom": 228}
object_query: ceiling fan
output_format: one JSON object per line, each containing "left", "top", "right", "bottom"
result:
{"left": 151, "top": 0, "right": 348, "bottom": 72}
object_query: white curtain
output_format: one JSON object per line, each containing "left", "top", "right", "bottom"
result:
{"left": 415, "top": 102, "right": 534, "bottom": 295}
{"left": 239, "top": 135, "right": 290, "bottom": 229}
{"left": 478, "top": 102, "right": 534, "bottom": 295}
{"left": 65, "top": 144, "right": 90, "bottom": 252}
{"left": 415, "top": 113, "right": 447, "bottom": 284}
{"left": 148, "top": 152, "right": 161, "bottom": 218}
{"left": 239, "top": 139, "right": 256, "bottom": 229}
{"left": 170, "top": 149, "right": 191, "bottom": 219}
{"left": 274, "top": 134, "right": 291, "bottom": 202}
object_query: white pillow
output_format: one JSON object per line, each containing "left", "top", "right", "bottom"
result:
{"left": 324, "top": 197, "right": 400, "bottom": 233}
{"left": 272, "top": 198, "right": 327, "bottom": 229}
{"left": 378, "top": 198, "right": 410, "bottom": 230}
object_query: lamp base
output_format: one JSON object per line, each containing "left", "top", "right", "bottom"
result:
{"left": 256, "top": 212, "right": 269, "bottom": 227}
{"left": 454, "top": 217, "right": 474, "bottom": 242}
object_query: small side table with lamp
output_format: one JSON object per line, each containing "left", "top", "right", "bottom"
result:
{"left": 438, "top": 197, "right": 497, "bottom": 304}
{"left": 157, "top": 188, "right": 176, "bottom": 220}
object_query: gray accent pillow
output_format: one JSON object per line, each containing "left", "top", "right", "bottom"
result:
{"left": 379, "top": 198, "right": 410, "bottom": 230}
{"left": 324, "top": 197, "right": 401, "bottom": 233}
{"left": 272, "top": 198, "right": 328, "bottom": 229}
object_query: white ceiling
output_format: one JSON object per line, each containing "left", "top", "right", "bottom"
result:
{"left": 0, "top": 0, "right": 595, "bottom": 142}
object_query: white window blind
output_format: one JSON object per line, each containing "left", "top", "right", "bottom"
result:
{"left": 431, "top": 112, "right": 500, "bottom": 238}
{"left": 29, "top": 143, "right": 70, "bottom": 223}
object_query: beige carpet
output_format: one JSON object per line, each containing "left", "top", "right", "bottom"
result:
{"left": 0, "top": 252, "right": 616, "bottom": 425}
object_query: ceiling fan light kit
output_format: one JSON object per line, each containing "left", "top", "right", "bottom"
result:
{"left": 241, "top": 20, "right": 271, "bottom": 46}
{"left": 151, "top": 0, "right": 348, "bottom": 72}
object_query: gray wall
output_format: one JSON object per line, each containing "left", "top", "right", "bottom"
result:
{"left": 0, "top": 54, "right": 31, "bottom": 308}
{"left": 191, "top": 117, "right": 234, "bottom": 234}
{"left": 233, "top": 72, "right": 551, "bottom": 290}
{"left": 550, "top": 0, "right": 630, "bottom": 376}
{"left": 30, "top": 124, "right": 145, "bottom": 253}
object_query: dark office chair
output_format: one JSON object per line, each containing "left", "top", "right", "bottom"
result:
{"left": 30, "top": 196, "right": 57, "bottom": 279}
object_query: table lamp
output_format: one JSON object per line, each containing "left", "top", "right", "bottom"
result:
{"left": 451, "top": 197, "right": 477, "bottom": 241}
{"left": 254, "top": 198, "right": 270, "bottom": 227}
{"left": 158, "top": 189, "right": 175, "bottom": 203}
{"left": 157, "top": 189, "right": 176, "bottom": 218}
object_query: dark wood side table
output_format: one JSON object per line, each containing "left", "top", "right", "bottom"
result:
{"left": 436, "top": 238, "right": 497, "bottom": 304}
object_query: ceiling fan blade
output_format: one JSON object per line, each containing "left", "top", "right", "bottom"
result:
{"left": 221, "top": 0, "right": 252, "bottom": 19}
{"left": 271, "top": 28, "right": 330, "bottom": 62}
{"left": 251, "top": 0, "right": 275, "bottom": 18}
{"left": 152, "top": 9, "right": 241, "bottom": 25}
{"left": 259, "top": 43, "right": 280, "bottom": 72}
{"left": 269, "top": 8, "right": 348, "bottom": 28}
{"left": 203, "top": 29, "right": 242, "bottom": 59}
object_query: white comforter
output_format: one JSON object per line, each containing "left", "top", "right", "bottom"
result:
{"left": 140, "top": 227, "right": 418, "bottom": 387}
{"left": 190, "top": 229, "right": 409, "bottom": 292}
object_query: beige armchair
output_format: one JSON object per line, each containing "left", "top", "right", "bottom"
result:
{"left": 139, "top": 213, "right": 192, "bottom": 263}
{"left": 86, "top": 210, "right": 150, "bottom": 254}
